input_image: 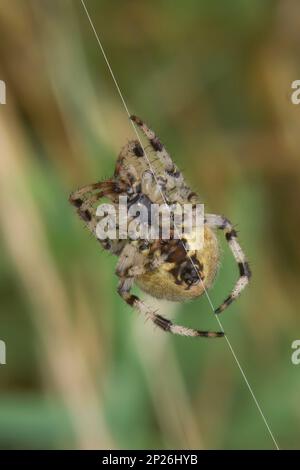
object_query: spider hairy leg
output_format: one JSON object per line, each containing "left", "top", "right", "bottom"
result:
{"left": 205, "top": 213, "right": 251, "bottom": 314}
{"left": 69, "top": 180, "right": 125, "bottom": 206}
{"left": 117, "top": 277, "right": 224, "bottom": 338}
{"left": 130, "top": 115, "right": 175, "bottom": 173}
{"left": 130, "top": 115, "right": 199, "bottom": 204}
{"left": 69, "top": 180, "right": 127, "bottom": 253}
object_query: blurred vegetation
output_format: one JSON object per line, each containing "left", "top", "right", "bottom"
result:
{"left": 0, "top": 0, "right": 300, "bottom": 449}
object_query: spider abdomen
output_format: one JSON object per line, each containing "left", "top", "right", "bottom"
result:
{"left": 135, "top": 226, "right": 220, "bottom": 302}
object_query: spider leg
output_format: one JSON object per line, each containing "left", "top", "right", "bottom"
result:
{"left": 130, "top": 115, "right": 175, "bottom": 173}
{"left": 205, "top": 214, "right": 252, "bottom": 314}
{"left": 69, "top": 184, "right": 102, "bottom": 234}
{"left": 69, "top": 180, "right": 126, "bottom": 254}
{"left": 116, "top": 245, "right": 224, "bottom": 338}
{"left": 117, "top": 276, "right": 224, "bottom": 338}
{"left": 69, "top": 180, "right": 124, "bottom": 208}
{"left": 130, "top": 115, "right": 199, "bottom": 204}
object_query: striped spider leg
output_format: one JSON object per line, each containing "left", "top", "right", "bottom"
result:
{"left": 205, "top": 214, "right": 252, "bottom": 314}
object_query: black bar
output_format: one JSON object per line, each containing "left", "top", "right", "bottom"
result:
{"left": 0, "top": 449, "right": 293, "bottom": 466}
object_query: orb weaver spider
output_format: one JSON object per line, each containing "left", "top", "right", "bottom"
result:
{"left": 70, "top": 116, "right": 251, "bottom": 338}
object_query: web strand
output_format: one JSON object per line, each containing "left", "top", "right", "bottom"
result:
{"left": 80, "top": 0, "right": 280, "bottom": 450}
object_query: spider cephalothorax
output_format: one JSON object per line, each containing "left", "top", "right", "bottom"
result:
{"left": 69, "top": 116, "right": 251, "bottom": 338}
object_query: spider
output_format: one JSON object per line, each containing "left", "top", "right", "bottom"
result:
{"left": 69, "top": 116, "right": 251, "bottom": 338}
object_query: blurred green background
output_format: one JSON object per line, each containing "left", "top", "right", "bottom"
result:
{"left": 0, "top": 0, "right": 300, "bottom": 450}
